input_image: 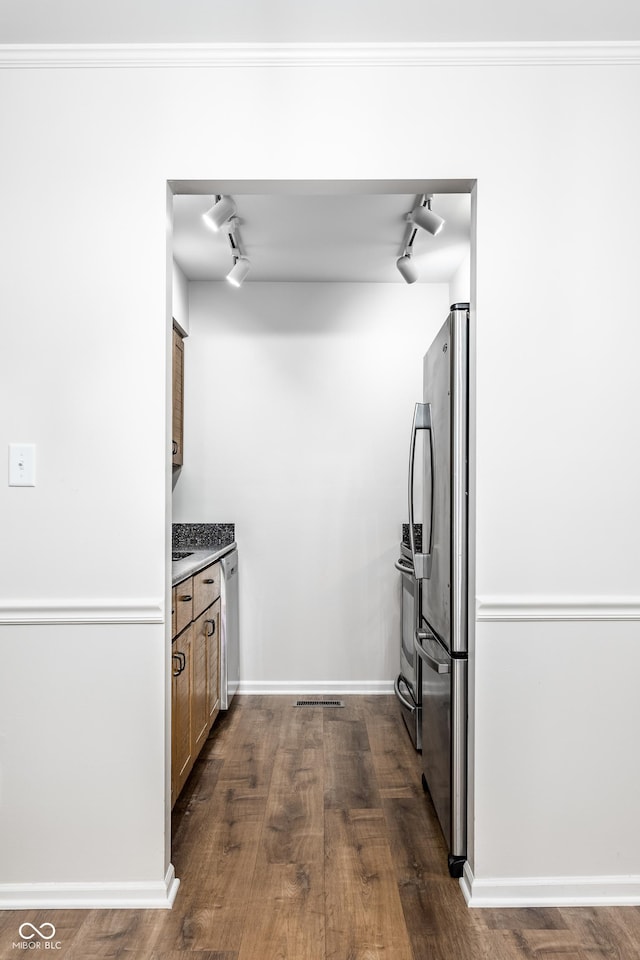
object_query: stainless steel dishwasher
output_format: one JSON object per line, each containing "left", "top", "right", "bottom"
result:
{"left": 220, "top": 548, "right": 239, "bottom": 709}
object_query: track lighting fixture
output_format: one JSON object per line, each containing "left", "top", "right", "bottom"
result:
{"left": 204, "top": 195, "right": 251, "bottom": 288}
{"left": 396, "top": 194, "right": 446, "bottom": 283}
{"left": 226, "top": 256, "right": 251, "bottom": 288}
{"left": 410, "top": 195, "right": 445, "bottom": 237}
{"left": 202, "top": 195, "right": 237, "bottom": 232}
{"left": 396, "top": 254, "right": 418, "bottom": 284}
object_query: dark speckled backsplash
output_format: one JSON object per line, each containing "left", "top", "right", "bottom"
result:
{"left": 172, "top": 523, "right": 235, "bottom": 549}
{"left": 402, "top": 523, "right": 422, "bottom": 551}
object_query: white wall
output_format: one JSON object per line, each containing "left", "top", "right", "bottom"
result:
{"left": 172, "top": 281, "right": 449, "bottom": 688}
{"left": 449, "top": 249, "right": 470, "bottom": 305}
{"left": 171, "top": 258, "right": 189, "bottom": 335}
{"left": 471, "top": 620, "right": 640, "bottom": 894}
{"left": 0, "top": 49, "right": 639, "bottom": 907}
{"left": 2, "top": 0, "right": 639, "bottom": 42}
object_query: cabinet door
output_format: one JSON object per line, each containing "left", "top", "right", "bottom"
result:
{"left": 172, "top": 626, "right": 193, "bottom": 805}
{"left": 191, "top": 608, "right": 211, "bottom": 756}
{"left": 206, "top": 598, "right": 221, "bottom": 724}
{"left": 172, "top": 328, "right": 184, "bottom": 466}
{"left": 193, "top": 561, "right": 220, "bottom": 619}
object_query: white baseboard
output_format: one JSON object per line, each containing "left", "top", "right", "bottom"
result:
{"left": 0, "top": 864, "right": 180, "bottom": 910}
{"left": 237, "top": 680, "right": 394, "bottom": 695}
{"left": 461, "top": 862, "right": 640, "bottom": 907}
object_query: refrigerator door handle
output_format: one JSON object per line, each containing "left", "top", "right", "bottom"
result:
{"left": 408, "top": 402, "right": 433, "bottom": 579}
{"left": 413, "top": 630, "right": 450, "bottom": 675}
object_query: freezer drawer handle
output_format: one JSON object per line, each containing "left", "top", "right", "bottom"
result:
{"left": 394, "top": 674, "right": 417, "bottom": 712}
{"left": 408, "top": 401, "right": 433, "bottom": 580}
{"left": 413, "top": 630, "right": 450, "bottom": 675}
{"left": 394, "top": 557, "right": 415, "bottom": 576}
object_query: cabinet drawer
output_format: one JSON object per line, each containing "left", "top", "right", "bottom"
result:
{"left": 175, "top": 578, "right": 193, "bottom": 635}
{"left": 193, "top": 562, "right": 220, "bottom": 619}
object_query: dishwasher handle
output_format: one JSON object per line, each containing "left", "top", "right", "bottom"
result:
{"left": 414, "top": 629, "right": 450, "bottom": 675}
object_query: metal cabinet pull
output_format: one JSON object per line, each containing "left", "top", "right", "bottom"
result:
{"left": 180, "top": 594, "right": 192, "bottom": 602}
{"left": 205, "top": 619, "right": 216, "bottom": 637}
{"left": 202, "top": 578, "right": 215, "bottom": 584}
{"left": 172, "top": 441, "right": 178, "bottom": 455}
{"left": 172, "top": 652, "right": 185, "bottom": 677}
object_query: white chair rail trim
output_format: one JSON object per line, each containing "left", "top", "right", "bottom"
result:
{"left": 0, "top": 41, "right": 639, "bottom": 69}
{"left": 476, "top": 595, "right": 640, "bottom": 622}
{"left": 0, "top": 598, "right": 164, "bottom": 625}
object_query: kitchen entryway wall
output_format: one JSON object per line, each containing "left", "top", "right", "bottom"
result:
{"left": 172, "top": 280, "right": 450, "bottom": 689}
{"left": 1, "top": 41, "right": 639, "bottom": 911}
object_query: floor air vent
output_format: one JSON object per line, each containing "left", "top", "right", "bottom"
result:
{"left": 294, "top": 699, "right": 344, "bottom": 708}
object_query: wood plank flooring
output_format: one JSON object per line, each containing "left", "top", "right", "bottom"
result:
{"left": 2, "top": 695, "right": 640, "bottom": 959}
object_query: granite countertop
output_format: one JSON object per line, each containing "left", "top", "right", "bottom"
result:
{"left": 172, "top": 543, "right": 236, "bottom": 586}
{"left": 172, "top": 522, "right": 236, "bottom": 586}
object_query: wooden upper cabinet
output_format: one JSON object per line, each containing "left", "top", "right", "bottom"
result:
{"left": 172, "top": 327, "right": 184, "bottom": 466}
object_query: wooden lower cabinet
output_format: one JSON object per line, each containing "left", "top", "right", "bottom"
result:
{"left": 207, "top": 598, "right": 221, "bottom": 724}
{"left": 171, "top": 561, "right": 222, "bottom": 807}
{"left": 192, "top": 608, "right": 211, "bottom": 755}
{"left": 171, "top": 625, "right": 193, "bottom": 806}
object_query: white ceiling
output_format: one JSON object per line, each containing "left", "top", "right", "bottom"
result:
{"left": 172, "top": 191, "right": 471, "bottom": 284}
{"left": 1, "top": 0, "right": 638, "bottom": 43}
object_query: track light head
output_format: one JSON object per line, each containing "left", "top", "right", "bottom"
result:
{"left": 203, "top": 195, "right": 237, "bottom": 232}
{"left": 226, "top": 257, "right": 251, "bottom": 288}
{"left": 410, "top": 197, "right": 445, "bottom": 237}
{"left": 396, "top": 255, "right": 418, "bottom": 284}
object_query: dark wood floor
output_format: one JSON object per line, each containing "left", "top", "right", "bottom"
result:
{"left": 2, "top": 695, "right": 640, "bottom": 959}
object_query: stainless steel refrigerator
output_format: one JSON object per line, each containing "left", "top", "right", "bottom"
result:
{"left": 408, "top": 303, "right": 469, "bottom": 879}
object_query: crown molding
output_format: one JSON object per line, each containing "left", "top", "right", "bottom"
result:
{"left": 0, "top": 41, "right": 639, "bottom": 69}
{"left": 476, "top": 595, "right": 640, "bottom": 622}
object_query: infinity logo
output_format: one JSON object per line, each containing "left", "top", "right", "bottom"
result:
{"left": 18, "top": 923, "right": 56, "bottom": 941}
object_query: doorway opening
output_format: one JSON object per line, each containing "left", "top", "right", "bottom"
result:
{"left": 165, "top": 177, "right": 477, "bottom": 885}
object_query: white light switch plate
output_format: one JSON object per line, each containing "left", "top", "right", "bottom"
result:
{"left": 9, "top": 443, "right": 36, "bottom": 486}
